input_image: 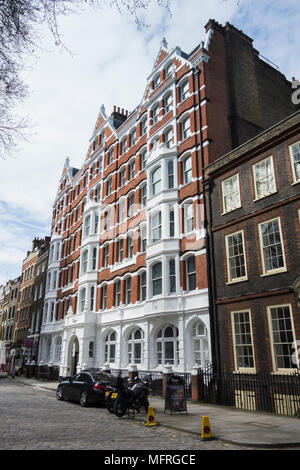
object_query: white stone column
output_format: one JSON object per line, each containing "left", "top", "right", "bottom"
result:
{"left": 177, "top": 313, "right": 185, "bottom": 371}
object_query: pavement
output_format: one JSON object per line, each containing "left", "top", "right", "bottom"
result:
{"left": 5, "top": 375, "right": 300, "bottom": 449}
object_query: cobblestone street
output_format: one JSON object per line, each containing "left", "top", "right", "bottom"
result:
{"left": 0, "top": 378, "right": 246, "bottom": 451}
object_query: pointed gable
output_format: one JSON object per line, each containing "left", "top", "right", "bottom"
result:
{"left": 93, "top": 104, "right": 107, "bottom": 134}
{"left": 61, "top": 157, "right": 70, "bottom": 178}
{"left": 153, "top": 37, "right": 169, "bottom": 69}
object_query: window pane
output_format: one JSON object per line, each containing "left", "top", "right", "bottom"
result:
{"left": 254, "top": 157, "right": 276, "bottom": 198}
{"left": 260, "top": 220, "right": 284, "bottom": 272}
{"left": 270, "top": 306, "right": 295, "bottom": 369}
{"left": 227, "top": 232, "right": 246, "bottom": 281}
{"left": 223, "top": 174, "right": 240, "bottom": 212}
{"left": 233, "top": 311, "right": 254, "bottom": 369}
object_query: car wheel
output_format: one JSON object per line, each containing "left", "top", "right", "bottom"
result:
{"left": 80, "top": 390, "right": 88, "bottom": 407}
{"left": 56, "top": 386, "right": 64, "bottom": 401}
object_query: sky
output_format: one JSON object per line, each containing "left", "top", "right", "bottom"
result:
{"left": 0, "top": 0, "right": 299, "bottom": 285}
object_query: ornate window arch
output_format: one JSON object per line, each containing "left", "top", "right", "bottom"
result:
{"left": 128, "top": 328, "right": 144, "bottom": 364}
{"left": 105, "top": 330, "right": 117, "bottom": 363}
{"left": 156, "top": 324, "right": 179, "bottom": 366}
{"left": 192, "top": 321, "right": 209, "bottom": 367}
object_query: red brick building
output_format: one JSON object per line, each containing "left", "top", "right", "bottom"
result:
{"left": 38, "top": 20, "right": 298, "bottom": 378}
{"left": 14, "top": 237, "right": 50, "bottom": 364}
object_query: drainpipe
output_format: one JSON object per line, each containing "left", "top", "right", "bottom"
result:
{"left": 193, "top": 65, "right": 220, "bottom": 375}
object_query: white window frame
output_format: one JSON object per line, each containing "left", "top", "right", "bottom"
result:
{"left": 141, "top": 184, "right": 147, "bottom": 208}
{"left": 153, "top": 74, "right": 160, "bottom": 89}
{"left": 156, "top": 325, "right": 179, "bottom": 366}
{"left": 128, "top": 233, "right": 134, "bottom": 258}
{"left": 289, "top": 141, "right": 300, "bottom": 184}
{"left": 119, "top": 199, "right": 126, "bottom": 223}
{"left": 165, "top": 128, "right": 173, "bottom": 148}
{"left": 192, "top": 321, "right": 210, "bottom": 368}
{"left": 267, "top": 304, "right": 298, "bottom": 373}
{"left": 127, "top": 193, "right": 135, "bottom": 218}
{"left": 120, "top": 167, "right": 126, "bottom": 187}
{"left": 130, "top": 129, "right": 136, "bottom": 147}
{"left": 186, "top": 255, "right": 196, "bottom": 291}
{"left": 125, "top": 276, "right": 132, "bottom": 305}
{"left": 167, "top": 160, "right": 174, "bottom": 188}
{"left": 128, "top": 328, "right": 143, "bottom": 364}
{"left": 181, "top": 80, "right": 189, "bottom": 101}
{"left": 184, "top": 202, "right": 194, "bottom": 234}
{"left": 231, "top": 310, "right": 256, "bottom": 372}
{"left": 140, "top": 271, "right": 147, "bottom": 301}
{"left": 258, "top": 217, "right": 287, "bottom": 276}
{"left": 153, "top": 104, "right": 160, "bottom": 124}
{"left": 151, "top": 211, "right": 162, "bottom": 243}
{"left": 129, "top": 160, "right": 135, "bottom": 180}
{"left": 115, "top": 280, "right": 121, "bottom": 306}
{"left": 82, "top": 249, "right": 88, "bottom": 273}
{"left": 105, "top": 331, "right": 116, "bottom": 363}
{"left": 183, "top": 155, "right": 192, "bottom": 184}
{"left": 165, "top": 92, "right": 172, "bottom": 113}
{"left": 80, "top": 288, "right": 86, "bottom": 313}
{"left": 182, "top": 116, "right": 191, "bottom": 140}
{"left": 142, "top": 117, "right": 147, "bottom": 136}
{"left": 151, "top": 166, "right": 161, "bottom": 196}
{"left": 152, "top": 262, "right": 162, "bottom": 296}
{"left": 252, "top": 155, "right": 277, "bottom": 200}
{"left": 84, "top": 215, "right": 91, "bottom": 237}
{"left": 225, "top": 230, "right": 248, "bottom": 283}
{"left": 222, "top": 173, "right": 241, "bottom": 214}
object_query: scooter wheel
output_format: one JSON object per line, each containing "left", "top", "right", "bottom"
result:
{"left": 106, "top": 398, "right": 114, "bottom": 413}
{"left": 114, "top": 398, "right": 127, "bottom": 417}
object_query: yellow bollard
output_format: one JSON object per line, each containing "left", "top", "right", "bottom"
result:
{"left": 201, "top": 415, "right": 214, "bottom": 440}
{"left": 145, "top": 406, "right": 158, "bottom": 426}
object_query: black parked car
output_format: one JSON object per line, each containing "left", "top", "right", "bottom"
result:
{"left": 56, "top": 371, "right": 110, "bottom": 407}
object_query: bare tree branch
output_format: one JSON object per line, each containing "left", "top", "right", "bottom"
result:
{"left": 0, "top": 0, "right": 172, "bottom": 159}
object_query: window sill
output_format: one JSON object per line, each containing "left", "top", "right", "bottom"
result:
{"left": 226, "top": 277, "right": 248, "bottom": 285}
{"left": 233, "top": 369, "right": 256, "bottom": 374}
{"left": 292, "top": 180, "right": 300, "bottom": 186}
{"left": 270, "top": 369, "right": 299, "bottom": 375}
{"left": 260, "top": 268, "right": 287, "bottom": 277}
{"left": 253, "top": 190, "right": 277, "bottom": 202}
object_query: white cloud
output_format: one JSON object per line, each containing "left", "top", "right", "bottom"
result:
{"left": 0, "top": 0, "right": 299, "bottom": 283}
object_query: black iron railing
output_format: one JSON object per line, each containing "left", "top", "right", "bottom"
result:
{"left": 198, "top": 368, "right": 300, "bottom": 416}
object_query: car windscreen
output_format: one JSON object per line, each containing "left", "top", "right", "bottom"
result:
{"left": 91, "top": 373, "right": 110, "bottom": 382}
